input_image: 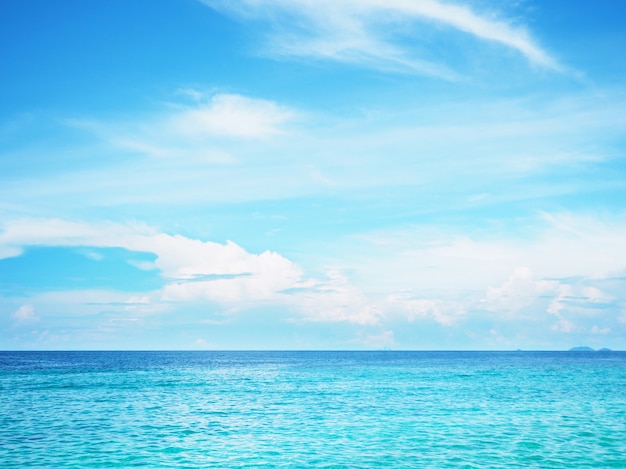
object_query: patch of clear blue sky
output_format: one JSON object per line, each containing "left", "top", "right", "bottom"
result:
{"left": 1, "top": 0, "right": 241, "bottom": 114}
{"left": 0, "top": 247, "right": 161, "bottom": 295}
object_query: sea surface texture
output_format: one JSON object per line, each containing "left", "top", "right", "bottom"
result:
{"left": 1, "top": 351, "right": 625, "bottom": 468}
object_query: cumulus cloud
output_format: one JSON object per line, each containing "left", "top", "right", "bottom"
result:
{"left": 11, "top": 304, "right": 39, "bottom": 325}
{"left": 323, "top": 211, "right": 626, "bottom": 344}
{"left": 0, "top": 219, "right": 380, "bottom": 325}
{"left": 544, "top": 281, "right": 620, "bottom": 335}
{"left": 168, "top": 93, "right": 294, "bottom": 139}
{"left": 3, "top": 212, "right": 626, "bottom": 342}
{"left": 202, "top": 0, "right": 559, "bottom": 76}
{"left": 481, "top": 267, "right": 616, "bottom": 334}
{"left": 0, "top": 218, "right": 302, "bottom": 307}
{"left": 289, "top": 270, "right": 383, "bottom": 325}
{"left": 484, "top": 267, "right": 558, "bottom": 314}
{"left": 161, "top": 251, "right": 302, "bottom": 304}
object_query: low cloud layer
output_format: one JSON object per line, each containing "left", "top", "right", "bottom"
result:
{"left": 3, "top": 211, "right": 624, "bottom": 349}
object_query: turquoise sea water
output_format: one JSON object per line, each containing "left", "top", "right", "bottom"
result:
{"left": 1, "top": 351, "right": 625, "bottom": 468}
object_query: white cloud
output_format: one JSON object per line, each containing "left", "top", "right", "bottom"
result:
{"left": 533, "top": 213, "right": 626, "bottom": 279}
{"left": 161, "top": 250, "right": 302, "bottom": 304}
{"left": 582, "top": 287, "right": 613, "bottom": 304}
{"left": 168, "top": 93, "right": 295, "bottom": 139}
{"left": 545, "top": 282, "right": 619, "bottom": 334}
{"left": 389, "top": 0, "right": 557, "bottom": 68}
{"left": 5, "top": 90, "right": 624, "bottom": 214}
{"left": 0, "top": 219, "right": 156, "bottom": 259}
{"left": 482, "top": 267, "right": 621, "bottom": 335}
{"left": 0, "top": 245, "right": 22, "bottom": 260}
{"left": 0, "top": 218, "right": 302, "bottom": 306}
{"left": 64, "top": 92, "right": 295, "bottom": 167}
{"left": 484, "top": 267, "right": 558, "bottom": 314}
{"left": 0, "top": 219, "right": 382, "bottom": 325}
{"left": 202, "top": 0, "right": 559, "bottom": 76}
{"left": 348, "top": 212, "right": 626, "bottom": 298}
{"left": 148, "top": 236, "right": 296, "bottom": 280}
{"left": 0, "top": 218, "right": 404, "bottom": 326}
{"left": 288, "top": 270, "right": 382, "bottom": 325}
{"left": 306, "top": 211, "right": 626, "bottom": 342}
{"left": 3, "top": 212, "right": 626, "bottom": 340}
{"left": 11, "top": 304, "right": 39, "bottom": 325}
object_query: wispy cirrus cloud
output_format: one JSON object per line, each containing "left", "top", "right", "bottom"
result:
{"left": 65, "top": 92, "right": 295, "bottom": 162}
{"left": 201, "top": 0, "right": 560, "bottom": 77}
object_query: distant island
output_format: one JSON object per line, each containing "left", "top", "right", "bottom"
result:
{"left": 569, "top": 346, "right": 612, "bottom": 352}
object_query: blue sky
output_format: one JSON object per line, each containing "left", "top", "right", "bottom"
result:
{"left": 1, "top": 0, "right": 626, "bottom": 350}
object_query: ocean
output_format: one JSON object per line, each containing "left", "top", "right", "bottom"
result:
{"left": 1, "top": 351, "right": 625, "bottom": 468}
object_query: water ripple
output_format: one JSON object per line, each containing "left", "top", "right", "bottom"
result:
{"left": 1, "top": 351, "right": 625, "bottom": 468}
